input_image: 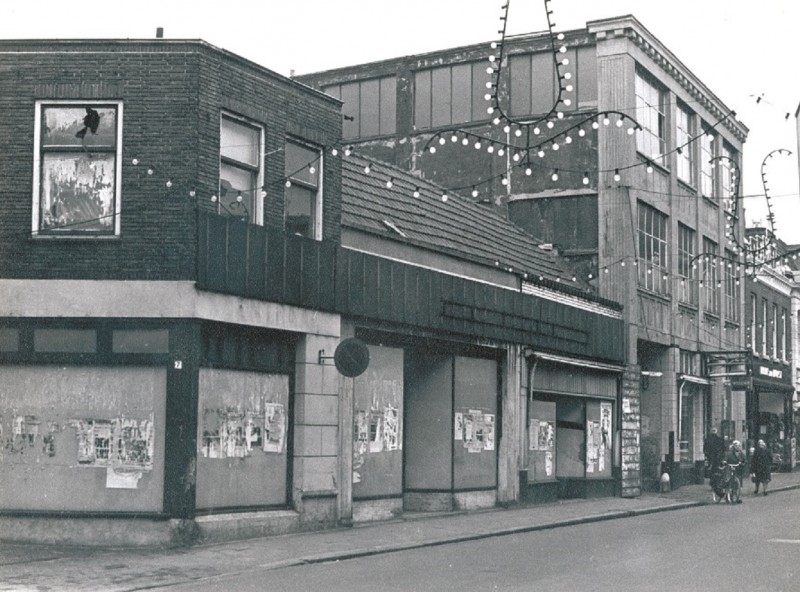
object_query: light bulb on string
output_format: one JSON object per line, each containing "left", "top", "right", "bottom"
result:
{"left": 471, "top": 186, "right": 479, "bottom": 198}
{"left": 501, "top": 175, "right": 508, "bottom": 186}
{"left": 441, "top": 192, "right": 448, "bottom": 202}
{"left": 551, "top": 169, "right": 559, "bottom": 181}
{"left": 165, "top": 180, "right": 172, "bottom": 188}
{"left": 429, "top": 146, "right": 436, "bottom": 154}
{"left": 578, "top": 128, "right": 585, "bottom": 137}
{"left": 537, "top": 149, "right": 545, "bottom": 158}
{"left": 533, "top": 127, "right": 540, "bottom": 135}
{"left": 285, "top": 180, "right": 292, "bottom": 188}
{"left": 582, "top": 172, "right": 590, "bottom": 185}
{"left": 592, "top": 121, "right": 599, "bottom": 129}
{"left": 132, "top": 158, "right": 139, "bottom": 166}
{"left": 331, "top": 147, "right": 338, "bottom": 156}
{"left": 364, "top": 164, "right": 371, "bottom": 174}
{"left": 547, "top": 121, "right": 554, "bottom": 129}
{"left": 386, "top": 178, "right": 394, "bottom": 188}
{"left": 525, "top": 167, "right": 532, "bottom": 176}
{"left": 614, "top": 169, "right": 621, "bottom": 182}
{"left": 413, "top": 187, "right": 420, "bottom": 198}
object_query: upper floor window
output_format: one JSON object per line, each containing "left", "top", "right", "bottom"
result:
{"left": 675, "top": 104, "right": 695, "bottom": 185}
{"left": 637, "top": 201, "right": 669, "bottom": 295}
{"left": 33, "top": 101, "right": 122, "bottom": 236}
{"left": 635, "top": 72, "right": 666, "bottom": 166}
{"left": 324, "top": 76, "right": 396, "bottom": 139}
{"left": 783, "top": 308, "right": 789, "bottom": 361}
{"left": 761, "top": 298, "right": 768, "bottom": 356}
{"left": 702, "top": 238, "right": 719, "bottom": 315}
{"left": 414, "top": 62, "right": 491, "bottom": 130}
{"left": 284, "top": 139, "right": 322, "bottom": 240}
{"left": 677, "top": 223, "right": 697, "bottom": 306}
{"left": 220, "top": 113, "right": 263, "bottom": 223}
{"left": 700, "top": 125, "right": 716, "bottom": 200}
{"left": 772, "top": 303, "right": 779, "bottom": 358}
{"left": 723, "top": 249, "right": 739, "bottom": 322}
{"left": 720, "top": 143, "right": 737, "bottom": 213}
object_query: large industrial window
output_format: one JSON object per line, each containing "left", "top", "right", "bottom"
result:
{"left": 324, "top": 76, "right": 396, "bottom": 139}
{"left": 724, "top": 249, "right": 740, "bottom": 322}
{"left": 635, "top": 71, "right": 665, "bottom": 166}
{"left": 720, "top": 143, "right": 736, "bottom": 214}
{"left": 700, "top": 125, "right": 716, "bottom": 200}
{"left": 637, "top": 202, "right": 669, "bottom": 294}
{"left": 676, "top": 103, "right": 695, "bottom": 185}
{"left": 677, "top": 223, "right": 697, "bottom": 305}
{"left": 284, "top": 138, "right": 322, "bottom": 240}
{"left": 414, "top": 62, "right": 491, "bottom": 129}
{"left": 220, "top": 113, "right": 263, "bottom": 223}
{"left": 33, "top": 101, "right": 122, "bottom": 236}
{"left": 702, "top": 238, "right": 719, "bottom": 315}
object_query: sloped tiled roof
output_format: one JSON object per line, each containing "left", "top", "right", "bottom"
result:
{"left": 341, "top": 154, "right": 593, "bottom": 292}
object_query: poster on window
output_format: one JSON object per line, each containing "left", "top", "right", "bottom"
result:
{"left": 456, "top": 409, "right": 495, "bottom": 453}
{"left": 70, "top": 415, "right": 153, "bottom": 470}
{"left": 263, "top": 402, "right": 286, "bottom": 453}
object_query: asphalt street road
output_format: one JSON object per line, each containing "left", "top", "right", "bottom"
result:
{"left": 165, "top": 489, "right": 800, "bottom": 592}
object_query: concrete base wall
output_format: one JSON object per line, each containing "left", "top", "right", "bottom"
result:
{"left": 353, "top": 498, "right": 403, "bottom": 523}
{"left": 404, "top": 492, "right": 453, "bottom": 512}
{"left": 196, "top": 510, "right": 300, "bottom": 545}
{"left": 0, "top": 516, "right": 196, "bottom": 548}
{"left": 453, "top": 490, "right": 496, "bottom": 511}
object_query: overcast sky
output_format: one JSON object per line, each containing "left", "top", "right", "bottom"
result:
{"left": 3, "top": 0, "right": 799, "bottom": 242}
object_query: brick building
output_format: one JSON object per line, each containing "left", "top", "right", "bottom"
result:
{"left": 298, "top": 14, "right": 750, "bottom": 490}
{"left": 0, "top": 38, "right": 629, "bottom": 546}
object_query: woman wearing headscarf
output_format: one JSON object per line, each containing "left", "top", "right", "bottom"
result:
{"left": 750, "top": 439, "right": 772, "bottom": 496}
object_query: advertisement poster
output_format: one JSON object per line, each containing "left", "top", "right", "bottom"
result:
{"left": 263, "top": 402, "right": 286, "bottom": 453}
{"left": 456, "top": 409, "right": 495, "bottom": 453}
{"left": 545, "top": 451, "right": 553, "bottom": 477}
{"left": 71, "top": 415, "right": 154, "bottom": 471}
{"left": 383, "top": 406, "right": 399, "bottom": 451}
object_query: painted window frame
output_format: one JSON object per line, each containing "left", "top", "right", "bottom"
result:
{"left": 32, "top": 100, "right": 123, "bottom": 237}
{"left": 219, "top": 112, "right": 264, "bottom": 224}
{"left": 677, "top": 223, "right": 697, "bottom": 306}
{"left": 637, "top": 201, "right": 669, "bottom": 295}
{"left": 284, "top": 137, "right": 323, "bottom": 241}
{"left": 324, "top": 76, "right": 397, "bottom": 140}
{"left": 635, "top": 70, "right": 666, "bottom": 166}
{"left": 702, "top": 238, "right": 719, "bottom": 315}
{"left": 675, "top": 103, "right": 695, "bottom": 186}
{"left": 413, "top": 62, "right": 491, "bottom": 130}
{"left": 700, "top": 124, "right": 716, "bottom": 200}
{"left": 723, "top": 249, "right": 739, "bottom": 322}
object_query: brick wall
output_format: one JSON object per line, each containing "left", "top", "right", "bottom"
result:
{"left": 0, "top": 40, "right": 342, "bottom": 281}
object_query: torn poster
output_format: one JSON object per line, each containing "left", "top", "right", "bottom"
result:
{"left": 106, "top": 466, "right": 143, "bottom": 489}
{"left": 537, "top": 420, "right": 554, "bottom": 451}
{"left": 622, "top": 397, "right": 631, "bottom": 413}
{"left": 355, "top": 411, "right": 369, "bottom": 444}
{"left": 71, "top": 415, "right": 154, "bottom": 469}
{"left": 201, "top": 406, "right": 267, "bottom": 458}
{"left": 263, "top": 402, "right": 286, "bottom": 453}
{"left": 600, "top": 402, "right": 612, "bottom": 449}
{"left": 383, "top": 406, "right": 399, "bottom": 451}
{"left": 482, "top": 414, "right": 495, "bottom": 451}
{"left": 457, "top": 409, "right": 494, "bottom": 453}
{"left": 369, "top": 411, "right": 383, "bottom": 453}
{"left": 545, "top": 450, "right": 553, "bottom": 476}
{"left": 454, "top": 412, "right": 464, "bottom": 441}
{"left": 9, "top": 415, "right": 40, "bottom": 453}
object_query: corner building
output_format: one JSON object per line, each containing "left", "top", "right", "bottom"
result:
{"left": 298, "top": 14, "right": 750, "bottom": 491}
{"left": 0, "top": 38, "right": 628, "bottom": 546}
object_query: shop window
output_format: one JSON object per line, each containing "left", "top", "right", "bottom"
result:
{"left": 284, "top": 138, "right": 322, "bottom": 239}
{"left": 33, "top": 102, "right": 122, "bottom": 236}
{"left": 635, "top": 71, "right": 665, "bottom": 166}
{"left": 219, "top": 114, "right": 263, "bottom": 223}
{"left": 324, "top": 76, "right": 396, "bottom": 139}
{"left": 33, "top": 328, "right": 96, "bottom": 353}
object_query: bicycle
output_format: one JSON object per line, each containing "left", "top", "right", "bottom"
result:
{"left": 711, "top": 461, "right": 742, "bottom": 504}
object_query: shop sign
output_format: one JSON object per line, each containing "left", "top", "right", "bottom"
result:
{"left": 759, "top": 366, "right": 783, "bottom": 379}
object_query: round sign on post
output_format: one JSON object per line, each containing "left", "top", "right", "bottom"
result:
{"left": 334, "top": 338, "right": 370, "bottom": 378}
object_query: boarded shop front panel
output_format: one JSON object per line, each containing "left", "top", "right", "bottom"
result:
{"left": 404, "top": 354, "right": 452, "bottom": 490}
{"left": 0, "top": 366, "right": 166, "bottom": 512}
{"left": 196, "top": 369, "right": 289, "bottom": 509}
{"left": 453, "top": 356, "right": 497, "bottom": 490}
{"left": 352, "top": 345, "right": 403, "bottom": 498}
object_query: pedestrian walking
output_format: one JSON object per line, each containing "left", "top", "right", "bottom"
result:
{"left": 750, "top": 439, "right": 772, "bottom": 496}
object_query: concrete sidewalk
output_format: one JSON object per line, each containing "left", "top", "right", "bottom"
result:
{"left": 2, "top": 470, "right": 799, "bottom": 592}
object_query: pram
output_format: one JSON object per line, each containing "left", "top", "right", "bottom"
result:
{"left": 710, "top": 461, "right": 741, "bottom": 504}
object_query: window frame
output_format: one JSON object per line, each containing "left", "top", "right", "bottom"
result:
{"left": 637, "top": 201, "right": 669, "bottom": 295}
{"left": 284, "top": 137, "right": 323, "bottom": 241}
{"left": 702, "top": 238, "right": 719, "bottom": 315}
{"left": 677, "top": 223, "right": 697, "bottom": 306}
{"left": 323, "top": 76, "right": 397, "bottom": 140}
{"left": 723, "top": 249, "right": 739, "bottom": 322}
{"left": 413, "top": 62, "right": 491, "bottom": 130}
{"left": 219, "top": 112, "right": 264, "bottom": 224}
{"left": 32, "top": 100, "right": 123, "bottom": 237}
{"left": 635, "top": 70, "right": 666, "bottom": 166}
{"left": 675, "top": 103, "right": 695, "bottom": 186}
